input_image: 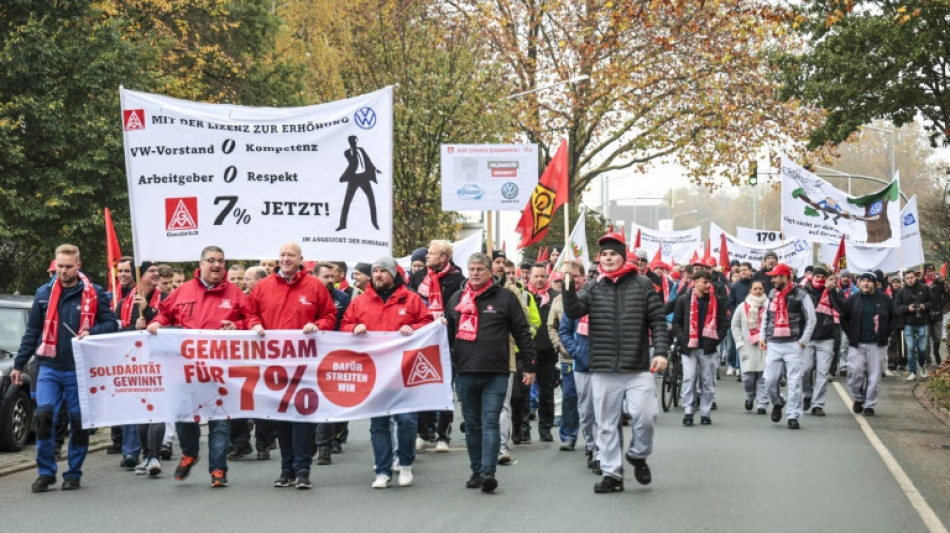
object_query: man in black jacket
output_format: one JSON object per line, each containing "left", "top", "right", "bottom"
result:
{"left": 751, "top": 251, "right": 778, "bottom": 295}
{"left": 831, "top": 272, "right": 898, "bottom": 415}
{"left": 801, "top": 265, "right": 837, "bottom": 416}
{"left": 672, "top": 270, "right": 728, "bottom": 426}
{"left": 562, "top": 232, "right": 670, "bottom": 494}
{"left": 446, "top": 252, "right": 536, "bottom": 493}
{"left": 895, "top": 268, "right": 935, "bottom": 381}
{"left": 412, "top": 239, "right": 466, "bottom": 451}
{"left": 922, "top": 263, "right": 947, "bottom": 366}
{"left": 527, "top": 263, "right": 560, "bottom": 441}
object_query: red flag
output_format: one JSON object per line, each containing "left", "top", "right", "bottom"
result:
{"left": 719, "top": 233, "right": 729, "bottom": 270}
{"left": 689, "top": 250, "right": 700, "bottom": 265}
{"left": 941, "top": 262, "right": 948, "bottom": 279}
{"left": 541, "top": 247, "right": 550, "bottom": 263}
{"left": 515, "top": 140, "right": 569, "bottom": 249}
{"left": 634, "top": 228, "right": 641, "bottom": 249}
{"left": 703, "top": 238, "right": 711, "bottom": 262}
{"left": 104, "top": 207, "right": 123, "bottom": 308}
{"left": 832, "top": 235, "right": 847, "bottom": 274}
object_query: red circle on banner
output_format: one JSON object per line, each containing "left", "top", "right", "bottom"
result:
{"left": 317, "top": 350, "right": 376, "bottom": 407}
{"left": 215, "top": 399, "right": 223, "bottom": 406}
{"left": 141, "top": 398, "right": 146, "bottom": 404}
{"left": 131, "top": 357, "right": 137, "bottom": 362}
{"left": 146, "top": 404, "right": 154, "bottom": 411}
{"left": 218, "top": 387, "right": 228, "bottom": 396}
{"left": 89, "top": 387, "right": 97, "bottom": 394}
{"left": 135, "top": 340, "right": 142, "bottom": 348}
{"left": 193, "top": 415, "right": 201, "bottom": 422}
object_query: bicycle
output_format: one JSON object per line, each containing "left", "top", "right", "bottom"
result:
{"left": 661, "top": 339, "right": 683, "bottom": 412}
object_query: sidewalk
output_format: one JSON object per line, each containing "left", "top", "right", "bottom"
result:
{"left": 0, "top": 427, "right": 113, "bottom": 477}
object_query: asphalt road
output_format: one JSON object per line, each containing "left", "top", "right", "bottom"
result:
{"left": 2, "top": 372, "right": 949, "bottom": 533}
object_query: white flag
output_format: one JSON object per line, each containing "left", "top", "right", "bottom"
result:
{"left": 818, "top": 195, "right": 925, "bottom": 272}
{"left": 554, "top": 216, "right": 590, "bottom": 272}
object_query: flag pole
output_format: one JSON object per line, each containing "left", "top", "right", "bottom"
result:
{"left": 486, "top": 211, "right": 494, "bottom": 256}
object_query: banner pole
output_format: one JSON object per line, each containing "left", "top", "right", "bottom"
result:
{"left": 485, "top": 211, "right": 494, "bottom": 255}
{"left": 564, "top": 201, "right": 570, "bottom": 255}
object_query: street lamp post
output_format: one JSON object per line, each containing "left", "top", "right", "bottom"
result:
{"left": 861, "top": 125, "right": 896, "bottom": 181}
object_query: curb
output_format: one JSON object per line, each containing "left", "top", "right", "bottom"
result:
{"left": 912, "top": 381, "right": 950, "bottom": 429}
{"left": 0, "top": 440, "right": 112, "bottom": 478}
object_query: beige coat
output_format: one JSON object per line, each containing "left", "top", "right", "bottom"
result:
{"left": 730, "top": 301, "right": 767, "bottom": 373}
{"left": 547, "top": 294, "right": 571, "bottom": 363}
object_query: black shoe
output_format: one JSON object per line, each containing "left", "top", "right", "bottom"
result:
{"left": 274, "top": 471, "right": 295, "bottom": 487}
{"left": 106, "top": 442, "right": 122, "bottom": 455}
{"left": 771, "top": 404, "right": 783, "bottom": 423}
{"left": 803, "top": 398, "right": 812, "bottom": 411}
{"left": 700, "top": 417, "right": 711, "bottom": 425}
{"left": 592, "top": 460, "right": 602, "bottom": 475}
{"left": 863, "top": 407, "right": 875, "bottom": 416}
{"left": 459, "top": 421, "right": 466, "bottom": 433}
{"left": 296, "top": 473, "right": 312, "bottom": 489}
{"left": 511, "top": 432, "right": 522, "bottom": 445}
{"left": 520, "top": 432, "right": 532, "bottom": 444}
{"left": 465, "top": 473, "right": 482, "bottom": 489}
{"left": 227, "top": 445, "right": 252, "bottom": 460}
{"left": 331, "top": 442, "right": 343, "bottom": 454}
{"left": 481, "top": 473, "right": 498, "bottom": 493}
{"left": 32, "top": 475, "right": 55, "bottom": 493}
{"left": 62, "top": 477, "right": 81, "bottom": 491}
{"left": 745, "top": 399, "right": 753, "bottom": 411}
{"left": 316, "top": 450, "right": 332, "bottom": 465}
{"left": 174, "top": 455, "right": 199, "bottom": 481}
{"left": 711, "top": 402, "right": 718, "bottom": 411}
{"left": 788, "top": 419, "right": 800, "bottom": 430}
{"left": 210, "top": 469, "right": 228, "bottom": 488}
{"left": 852, "top": 401, "right": 864, "bottom": 414}
{"left": 559, "top": 440, "right": 576, "bottom": 451}
{"left": 682, "top": 414, "right": 694, "bottom": 426}
{"left": 159, "top": 445, "right": 173, "bottom": 460}
{"left": 586, "top": 452, "right": 596, "bottom": 470}
{"left": 811, "top": 407, "right": 825, "bottom": 416}
{"left": 594, "top": 476, "right": 624, "bottom": 493}
{"left": 627, "top": 455, "right": 652, "bottom": 485}
{"left": 257, "top": 450, "right": 270, "bottom": 460}
{"left": 120, "top": 456, "right": 139, "bottom": 469}
{"left": 54, "top": 444, "right": 65, "bottom": 460}
{"left": 757, "top": 407, "right": 767, "bottom": 415}
{"left": 539, "top": 429, "right": 554, "bottom": 442}
{"left": 528, "top": 410, "right": 537, "bottom": 421}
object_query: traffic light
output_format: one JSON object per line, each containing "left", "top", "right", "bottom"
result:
{"left": 748, "top": 161, "right": 758, "bottom": 186}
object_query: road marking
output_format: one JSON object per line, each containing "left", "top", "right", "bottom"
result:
{"left": 833, "top": 382, "right": 948, "bottom": 533}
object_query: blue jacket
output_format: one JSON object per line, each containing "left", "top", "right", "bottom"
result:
{"left": 330, "top": 288, "right": 351, "bottom": 331}
{"left": 15, "top": 277, "right": 117, "bottom": 371}
{"left": 558, "top": 312, "right": 590, "bottom": 372}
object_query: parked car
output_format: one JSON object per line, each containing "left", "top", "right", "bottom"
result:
{"left": 0, "top": 294, "right": 35, "bottom": 451}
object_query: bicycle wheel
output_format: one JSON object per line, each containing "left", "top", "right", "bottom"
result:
{"left": 661, "top": 365, "right": 674, "bottom": 412}
{"left": 672, "top": 358, "right": 682, "bottom": 407}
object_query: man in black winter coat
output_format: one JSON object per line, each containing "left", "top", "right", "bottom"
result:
{"left": 895, "top": 268, "right": 935, "bottom": 381}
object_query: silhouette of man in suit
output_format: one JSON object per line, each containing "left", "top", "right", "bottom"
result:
{"left": 336, "top": 135, "right": 381, "bottom": 231}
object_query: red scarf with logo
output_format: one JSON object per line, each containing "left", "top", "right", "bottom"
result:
{"left": 38, "top": 272, "right": 98, "bottom": 358}
{"left": 454, "top": 279, "right": 493, "bottom": 341}
{"left": 597, "top": 262, "right": 638, "bottom": 283}
{"left": 528, "top": 280, "right": 552, "bottom": 307}
{"left": 769, "top": 284, "right": 793, "bottom": 337}
{"left": 419, "top": 263, "right": 451, "bottom": 315}
{"left": 119, "top": 287, "right": 162, "bottom": 328}
{"left": 744, "top": 300, "right": 766, "bottom": 345}
{"left": 811, "top": 279, "right": 840, "bottom": 324}
{"left": 688, "top": 289, "right": 719, "bottom": 348}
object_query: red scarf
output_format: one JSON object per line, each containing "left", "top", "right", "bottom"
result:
{"left": 454, "top": 279, "right": 493, "bottom": 341}
{"left": 119, "top": 287, "right": 162, "bottom": 328}
{"left": 597, "top": 262, "right": 638, "bottom": 283}
{"left": 687, "top": 289, "right": 719, "bottom": 348}
{"left": 419, "top": 263, "right": 451, "bottom": 315}
{"left": 925, "top": 274, "right": 936, "bottom": 287}
{"left": 38, "top": 272, "right": 98, "bottom": 358}
{"left": 744, "top": 301, "right": 766, "bottom": 345}
{"left": 578, "top": 315, "right": 589, "bottom": 336}
{"left": 769, "top": 284, "right": 793, "bottom": 337}
{"left": 528, "top": 281, "right": 552, "bottom": 307}
{"left": 656, "top": 275, "right": 670, "bottom": 303}
{"left": 811, "top": 279, "right": 840, "bottom": 324}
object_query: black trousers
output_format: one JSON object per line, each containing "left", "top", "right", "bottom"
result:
{"left": 230, "top": 419, "right": 276, "bottom": 452}
{"left": 136, "top": 423, "right": 166, "bottom": 459}
{"left": 929, "top": 317, "right": 943, "bottom": 365}
{"left": 315, "top": 422, "right": 349, "bottom": 451}
{"left": 510, "top": 370, "right": 529, "bottom": 436}
{"left": 417, "top": 410, "right": 453, "bottom": 442}
{"left": 535, "top": 360, "right": 557, "bottom": 430}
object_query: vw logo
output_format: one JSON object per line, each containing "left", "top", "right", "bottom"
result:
{"left": 868, "top": 200, "right": 883, "bottom": 216}
{"left": 501, "top": 182, "right": 519, "bottom": 199}
{"left": 354, "top": 107, "right": 377, "bottom": 129}
{"left": 903, "top": 213, "right": 916, "bottom": 226}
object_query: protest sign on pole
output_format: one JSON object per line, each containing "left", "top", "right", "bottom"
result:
{"left": 553, "top": 215, "right": 590, "bottom": 272}
{"left": 708, "top": 222, "right": 813, "bottom": 273}
{"left": 735, "top": 226, "right": 783, "bottom": 245}
{"left": 440, "top": 144, "right": 539, "bottom": 211}
{"left": 629, "top": 224, "right": 702, "bottom": 265}
{"left": 781, "top": 155, "right": 901, "bottom": 247}
{"left": 121, "top": 86, "right": 393, "bottom": 262}
{"left": 73, "top": 323, "right": 453, "bottom": 428}
{"left": 818, "top": 195, "right": 924, "bottom": 272}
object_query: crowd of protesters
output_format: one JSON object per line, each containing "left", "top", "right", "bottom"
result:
{"left": 12, "top": 236, "right": 950, "bottom": 494}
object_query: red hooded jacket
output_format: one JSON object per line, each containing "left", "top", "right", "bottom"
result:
{"left": 151, "top": 270, "right": 247, "bottom": 329}
{"left": 245, "top": 269, "right": 337, "bottom": 330}
{"left": 341, "top": 282, "right": 432, "bottom": 332}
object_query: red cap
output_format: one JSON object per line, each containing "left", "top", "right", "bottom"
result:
{"left": 47, "top": 260, "right": 56, "bottom": 272}
{"left": 670, "top": 270, "right": 681, "bottom": 280}
{"left": 597, "top": 231, "right": 625, "bottom": 246}
{"left": 550, "top": 271, "right": 564, "bottom": 281}
{"left": 766, "top": 263, "right": 793, "bottom": 277}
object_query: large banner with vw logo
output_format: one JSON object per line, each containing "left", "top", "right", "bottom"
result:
{"left": 120, "top": 86, "right": 393, "bottom": 262}
{"left": 818, "top": 196, "right": 924, "bottom": 272}
{"left": 440, "top": 144, "right": 538, "bottom": 211}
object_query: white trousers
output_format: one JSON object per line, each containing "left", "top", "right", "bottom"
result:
{"left": 803, "top": 339, "right": 835, "bottom": 408}
{"left": 681, "top": 349, "right": 716, "bottom": 417}
{"left": 575, "top": 371, "right": 598, "bottom": 457}
{"left": 848, "top": 343, "right": 884, "bottom": 409}
{"left": 764, "top": 341, "right": 805, "bottom": 420}
{"left": 741, "top": 371, "right": 768, "bottom": 409}
{"left": 591, "top": 372, "right": 657, "bottom": 480}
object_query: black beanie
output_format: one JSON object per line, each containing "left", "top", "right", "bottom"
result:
{"left": 598, "top": 238, "right": 626, "bottom": 260}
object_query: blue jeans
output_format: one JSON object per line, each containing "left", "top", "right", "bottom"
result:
{"left": 370, "top": 413, "right": 417, "bottom": 477}
{"left": 559, "top": 363, "right": 579, "bottom": 442}
{"left": 276, "top": 421, "right": 316, "bottom": 476}
{"left": 35, "top": 366, "right": 88, "bottom": 479}
{"left": 904, "top": 324, "right": 929, "bottom": 372}
{"left": 121, "top": 424, "right": 141, "bottom": 460}
{"left": 457, "top": 372, "right": 508, "bottom": 476}
{"left": 176, "top": 419, "right": 230, "bottom": 472}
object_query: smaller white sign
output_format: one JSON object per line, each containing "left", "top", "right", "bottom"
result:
{"left": 440, "top": 144, "right": 538, "bottom": 211}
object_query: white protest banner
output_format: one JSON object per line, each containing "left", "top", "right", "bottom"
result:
{"left": 818, "top": 196, "right": 925, "bottom": 272}
{"left": 708, "top": 222, "right": 813, "bottom": 273}
{"left": 781, "top": 155, "right": 901, "bottom": 247}
{"left": 396, "top": 233, "right": 481, "bottom": 274}
{"left": 121, "top": 87, "right": 393, "bottom": 263}
{"left": 440, "top": 144, "right": 539, "bottom": 211}
{"left": 736, "top": 226, "right": 783, "bottom": 245}
{"left": 553, "top": 216, "right": 590, "bottom": 272}
{"left": 630, "top": 224, "right": 702, "bottom": 265}
{"left": 73, "top": 323, "right": 452, "bottom": 428}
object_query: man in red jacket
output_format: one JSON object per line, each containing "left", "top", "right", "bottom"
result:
{"left": 246, "top": 242, "right": 337, "bottom": 490}
{"left": 147, "top": 245, "right": 247, "bottom": 488}
{"left": 341, "top": 256, "right": 432, "bottom": 489}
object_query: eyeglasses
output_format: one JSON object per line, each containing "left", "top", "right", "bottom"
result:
{"left": 203, "top": 258, "right": 226, "bottom": 265}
